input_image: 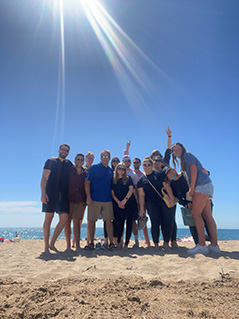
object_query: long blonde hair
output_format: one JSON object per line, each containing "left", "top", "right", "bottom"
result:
{"left": 113, "top": 162, "right": 128, "bottom": 184}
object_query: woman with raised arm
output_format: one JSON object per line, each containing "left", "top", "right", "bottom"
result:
{"left": 137, "top": 157, "right": 176, "bottom": 249}
{"left": 172, "top": 143, "right": 220, "bottom": 255}
{"left": 151, "top": 126, "right": 172, "bottom": 169}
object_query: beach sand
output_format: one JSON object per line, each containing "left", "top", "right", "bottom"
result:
{"left": 0, "top": 240, "right": 238, "bottom": 318}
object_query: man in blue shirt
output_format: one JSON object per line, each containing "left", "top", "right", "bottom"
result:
{"left": 85, "top": 150, "right": 114, "bottom": 249}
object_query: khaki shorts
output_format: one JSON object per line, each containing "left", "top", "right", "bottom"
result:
{"left": 88, "top": 201, "right": 114, "bottom": 221}
{"left": 69, "top": 202, "right": 86, "bottom": 220}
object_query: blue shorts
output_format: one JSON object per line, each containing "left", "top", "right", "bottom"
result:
{"left": 195, "top": 182, "right": 214, "bottom": 198}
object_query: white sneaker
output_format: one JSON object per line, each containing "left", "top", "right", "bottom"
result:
{"left": 187, "top": 244, "right": 209, "bottom": 255}
{"left": 208, "top": 245, "right": 221, "bottom": 254}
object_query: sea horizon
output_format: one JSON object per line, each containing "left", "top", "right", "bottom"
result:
{"left": 1, "top": 227, "right": 238, "bottom": 241}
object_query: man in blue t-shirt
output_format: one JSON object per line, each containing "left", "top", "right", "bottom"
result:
{"left": 85, "top": 150, "right": 114, "bottom": 249}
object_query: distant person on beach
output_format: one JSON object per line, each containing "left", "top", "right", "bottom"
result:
{"left": 64, "top": 153, "right": 87, "bottom": 252}
{"left": 138, "top": 157, "right": 176, "bottom": 249}
{"left": 84, "top": 150, "right": 115, "bottom": 250}
{"left": 172, "top": 142, "right": 220, "bottom": 255}
{"left": 41, "top": 144, "right": 73, "bottom": 253}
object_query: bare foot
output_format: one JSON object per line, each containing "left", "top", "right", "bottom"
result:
{"left": 49, "top": 245, "right": 58, "bottom": 252}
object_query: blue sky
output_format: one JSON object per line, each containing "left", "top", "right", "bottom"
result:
{"left": 0, "top": 0, "right": 238, "bottom": 229}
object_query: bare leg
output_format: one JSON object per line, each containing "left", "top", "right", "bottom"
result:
{"left": 132, "top": 221, "right": 139, "bottom": 246}
{"left": 43, "top": 212, "right": 54, "bottom": 252}
{"left": 50, "top": 213, "right": 69, "bottom": 250}
{"left": 73, "top": 219, "right": 81, "bottom": 250}
{"left": 191, "top": 193, "right": 209, "bottom": 246}
{"left": 105, "top": 220, "right": 113, "bottom": 243}
{"left": 143, "top": 226, "right": 151, "bottom": 247}
{"left": 64, "top": 217, "right": 72, "bottom": 250}
{"left": 86, "top": 222, "right": 90, "bottom": 245}
{"left": 88, "top": 220, "right": 96, "bottom": 243}
{"left": 202, "top": 199, "right": 218, "bottom": 246}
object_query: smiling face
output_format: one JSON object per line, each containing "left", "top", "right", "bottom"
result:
{"left": 75, "top": 155, "right": 84, "bottom": 168}
{"left": 153, "top": 156, "right": 163, "bottom": 171}
{"left": 58, "top": 146, "right": 70, "bottom": 159}
{"left": 117, "top": 164, "right": 127, "bottom": 177}
{"left": 111, "top": 157, "right": 120, "bottom": 169}
{"left": 133, "top": 158, "right": 141, "bottom": 170}
{"left": 172, "top": 144, "right": 183, "bottom": 158}
{"left": 86, "top": 154, "right": 94, "bottom": 167}
{"left": 166, "top": 168, "right": 176, "bottom": 179}
{"left": 101, "top": 150, "right": 111, "bottom": 167}
{"left": 142, "top": 159, "right": 153, "bottom": 175}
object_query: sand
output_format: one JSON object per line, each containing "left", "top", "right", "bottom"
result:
{"left": 0, "top": 240, "right": 238, "bottom": 319}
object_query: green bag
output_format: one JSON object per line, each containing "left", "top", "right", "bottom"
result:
{"left": 181, "top": 207, "right": 195, "bottom": 226}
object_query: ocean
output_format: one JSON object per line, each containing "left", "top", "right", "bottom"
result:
{"left": 0, "top": 227, "right": 238, "bottom": 241}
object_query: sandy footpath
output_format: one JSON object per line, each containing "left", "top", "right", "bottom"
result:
{"left": 0, "top": 240, "right": 238, "bottom": 318}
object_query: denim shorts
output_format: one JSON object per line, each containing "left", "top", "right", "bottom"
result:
{"left": 195, "top": 182, "right": 214, "bottom": 198}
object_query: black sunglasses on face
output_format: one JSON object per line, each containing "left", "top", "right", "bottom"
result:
{"left": 133, "top": 161, "right": 140, "bottom": 164}
{"left": 60, "top": 148, "right": 69, "bottom": 152}
{"left": 76, "top": 158, "right": 84, "bottom": 161}
{"left": 143, "top": 163, "right": 151, "bottom": 167}
{"left": 112, "top": 159, "right": 120, "bottom": 163}
{"left": 118, "top": 167, "right": 126, "bottom": 171}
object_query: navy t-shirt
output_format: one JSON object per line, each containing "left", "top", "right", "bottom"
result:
{"left": 111, "top": 176, "right": 134, "bottom": 201}
{"left": 44, "top": 158, "right": 73, "bottom": 196}
{"left": 137, "top": 170, "right": 165, "bottom": 204}
{"left": 86, "top": 163, "right": 113, "bottom": 202}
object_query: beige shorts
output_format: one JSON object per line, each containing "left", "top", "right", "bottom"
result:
{"left": 88, "top": 201, "right": 114, "bottom": 221}
{"left": 69, "top": 202, "right": 86, "bottom": 220}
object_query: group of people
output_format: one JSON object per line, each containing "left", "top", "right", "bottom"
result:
{"left": 41, "top": 127, "right": 221, "bottom": 255}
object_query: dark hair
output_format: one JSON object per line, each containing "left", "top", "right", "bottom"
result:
{"left": 133, "top": 157, "right": 141, "bottom": 163}
{"left": 150, "top": 149, "right": 163, "bottom": 160}
{"left": 75, "top": 153, "right": 84, "bottom": 160}
{"left": 111, "top": 157, "right": 120, "bottom": 170}
{"left": 172, "top": 143, "right": 187, "bottom": 171}
{"left": 59, "top": 144, "right": 70, "bottom": 151}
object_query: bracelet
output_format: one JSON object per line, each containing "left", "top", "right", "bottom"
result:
{"left": 168, "top": 135, "right": 172, "bottom": 137}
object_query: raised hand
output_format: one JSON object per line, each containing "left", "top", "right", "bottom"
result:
{"left": 165, "top": 126, "right": 172, "bottom": 137}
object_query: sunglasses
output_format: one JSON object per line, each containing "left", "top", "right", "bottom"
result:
{"left": 123, "top": 159, "right": 131, "bottom": 162}
{"left": 112, "top": 159, "right": 120, "bottom": 163}
{"left": 60, "top": 148, "right": 69, "bottom": 152}
{"left": 76, "top": 158, "right": 84, "bottom": 161}
{"left": 101, "top": 155, "right": 110, "bottom": 159}
{"left": 143, "top": 163, "right": 151, "bottom": 167}
{"left": 133, "top": 161, "right": 140, "bottom": 164}
{"left": 118, "top": 167, "right": 126, "bottom": 171}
